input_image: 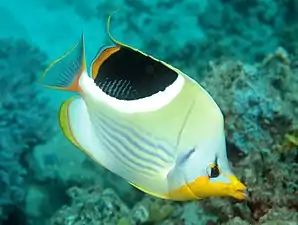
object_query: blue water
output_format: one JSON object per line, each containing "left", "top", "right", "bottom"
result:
{"left": 0, "top": 0, "right": 297, "bottom": 224}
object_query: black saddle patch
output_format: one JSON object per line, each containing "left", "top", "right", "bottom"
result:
{"left": 94, "top": 47, "right": 178, "bottom": 100}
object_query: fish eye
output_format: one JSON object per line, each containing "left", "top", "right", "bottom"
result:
{"left": 207, "top": 163, "right": 220, "bottom": 178}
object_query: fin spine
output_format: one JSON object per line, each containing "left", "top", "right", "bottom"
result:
{"left": 107, "top": 9, "right": 122, "bottom": 45}
{"left": 39, "top": 34, "right": 86, "bottom": 92}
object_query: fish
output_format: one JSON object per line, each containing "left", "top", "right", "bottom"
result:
{"left": 39, "top": 12, "right": 247, "bottom": 201}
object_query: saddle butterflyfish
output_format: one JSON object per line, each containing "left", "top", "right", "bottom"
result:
{"left": 40, "top": 14, "right": 247, "bottom": 201}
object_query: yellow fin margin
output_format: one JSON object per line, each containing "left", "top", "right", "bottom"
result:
{"left": 107, "top": 8, "right": 124, "bottom": 46}
{"left": 59, "top": 96, "right": 83, "bottom": 149}
{"left": 106, "top": 9, "right": 180, "bottom": 72}
{"left": 128, "top": 182, "right": 169, "bottom": 199}
{"left": 59, "top": 96, "right": 101, "bottom": 165}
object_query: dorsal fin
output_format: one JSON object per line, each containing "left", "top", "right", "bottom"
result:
{"left": 89, "top": 9, "right": 180, "bottom": 101}
{"left": 90, "top": 45, "right": 120, "bottom": 79}
{"left": 107, "top": 8, "right": 125, "bottom": 46}
{"left": 90, "top": 9, "right": 124, "bottom": 80}
{"left": 106, "top": 9, "right": 153, "bottom": 54}
{"left": 93, "top": 46, "right": 179, "bottom": 100}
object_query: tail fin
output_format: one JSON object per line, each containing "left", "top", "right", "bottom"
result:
{"left": 39, "top": 34, "right": 86, "bottom": 92}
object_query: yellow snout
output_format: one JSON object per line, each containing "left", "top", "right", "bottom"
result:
{"left": 166, "top": 175, "right": 247, "bottom": 201}
{"left": 188, "top": 175, "right": 247, "bottom": 200}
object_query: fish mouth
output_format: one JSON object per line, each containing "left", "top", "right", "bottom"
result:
{"left": 233, "top": 188, "right": 247, "bottom": 200}
{"left": 230, "top": 183, "right": 247, "bottom": 200}
{"left": 225, "top": 175, "right": 247, "bottom": 200}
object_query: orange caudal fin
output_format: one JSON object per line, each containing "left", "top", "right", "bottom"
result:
{"left": 39, "top": 34, "right": 86, "bottom": 92}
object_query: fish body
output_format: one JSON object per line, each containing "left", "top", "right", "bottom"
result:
{"left": 40, "top": 14, "right": 246, "bottom": 201}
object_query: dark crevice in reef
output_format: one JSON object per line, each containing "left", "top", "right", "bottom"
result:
{"left": 3, "top": 206, "right": 27, "bottom": 225}
{"left": 226, "top": 141, "right": 247, "bottom": 164}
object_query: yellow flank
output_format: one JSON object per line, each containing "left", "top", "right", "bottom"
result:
{"left": 184, "top": 176, "right": 218, "bottom": 199}
{"left": 165, "top": 182, "right": 199, "bottom": 201}
{"left": 165, "top": 177, "right": 217, "bottom": 201}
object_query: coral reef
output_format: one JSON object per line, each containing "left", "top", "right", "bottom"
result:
{"left": 201, "top": 0, "right": 283, "bottom": 59}
{"left": 198, "top": 47, "right": 298, "bottom": 224}
{"left": 138, "top": 0, "right": 282, "bottom": 75}
{"left": 0, "top": 38, "right": 54, "bottom": 222}
{"left": 202, "top": 47, "right": 298, "bottom": 154}
{"left": 50, "top": 185, "right": 178, "bottom": 225}
{"left": 51, "top": 185, "right": 130, "bottom": 225}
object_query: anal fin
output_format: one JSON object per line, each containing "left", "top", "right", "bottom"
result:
{"left": 59, "top": 96, "right": 102, "bottom": 165}
{"left": 59, "top": 96, "right": 83, "bottom": 149}
{"left": 128, "top": 181, "right": 169, "bottom": 199}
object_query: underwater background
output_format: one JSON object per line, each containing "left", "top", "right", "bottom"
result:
{"left": 0, "top": 0, "right": 297, "bottom": 224}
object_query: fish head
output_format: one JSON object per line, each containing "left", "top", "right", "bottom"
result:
{"left": 168, "top": 92, "right": 247, "bottom": 201}
{"left": 164, "top": 80, "right": 247, "bottom": 200}
{"left": 179, "top": 142, "right": 247, "bottom": 200}
{"left": 167, "top": 132, "right": 247, "bottom": 201}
